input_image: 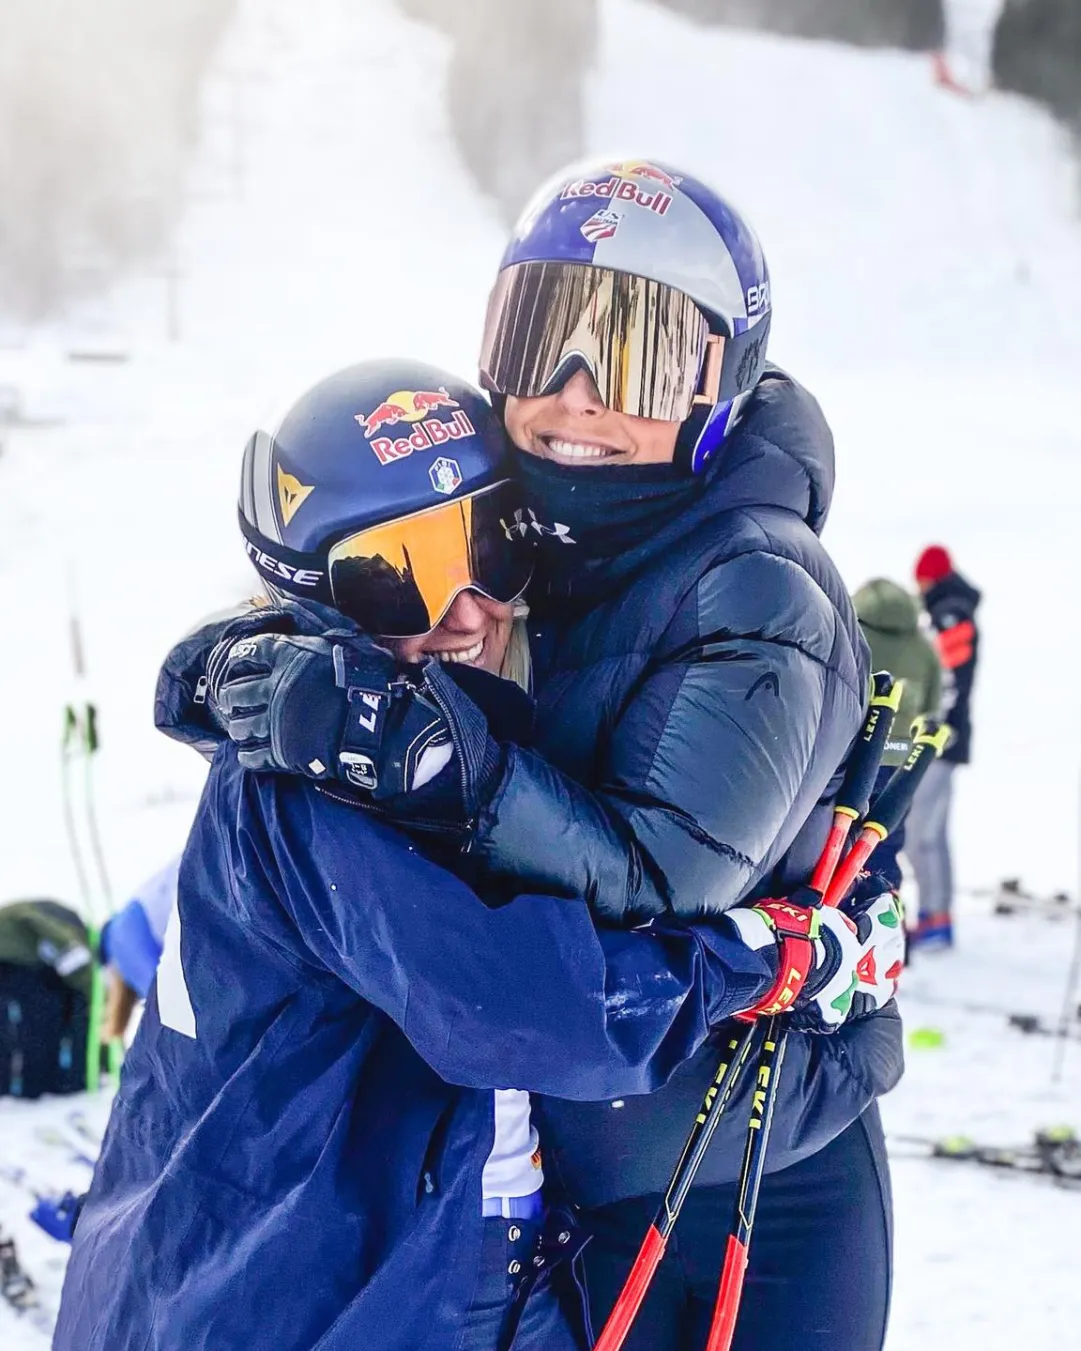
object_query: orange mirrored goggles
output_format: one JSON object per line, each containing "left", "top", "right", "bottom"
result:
{"left": 327, "top": 480, "right": 533, "bottom": 638}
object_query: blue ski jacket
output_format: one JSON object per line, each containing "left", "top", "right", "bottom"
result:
{"left": 53, "top": 748, "right": 777, "bottom": 1351}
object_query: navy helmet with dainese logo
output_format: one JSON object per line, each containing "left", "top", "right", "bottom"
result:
{"left": 480, "top": 157, "right": 771, "bottom": 472}
{"left": 238, "top": 359, "right": 532, "bottom": 637}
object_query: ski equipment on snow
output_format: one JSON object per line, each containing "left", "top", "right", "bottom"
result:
{"left": 990, "top": 878, "right": 1075, "bottom": 919}
{"left": 60, "top": 573, "right": 121, "bottom": 1092}
{"left": 0, "top": 1226, "right": 50, "bottom": 1331}
{"left": 890, "top": 1126, "right": 1081, "bottom": 1188}
{"left": 1053, "top": 805, "right": 1081, "bottom": 1083}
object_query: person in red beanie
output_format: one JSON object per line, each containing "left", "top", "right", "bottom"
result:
{"left": 908, "top": 545, "right": 981, "bottom": 947}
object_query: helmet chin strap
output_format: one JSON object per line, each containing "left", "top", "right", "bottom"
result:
{"left": 678, "top": 391, "right": 754, "bottom": 475}
{"left": 674, "top": 402, "right": 713, "bottom": 474}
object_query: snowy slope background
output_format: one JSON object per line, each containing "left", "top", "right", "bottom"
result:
{"left": 0, "top": 0, "right": 1079, "bottom": 1346}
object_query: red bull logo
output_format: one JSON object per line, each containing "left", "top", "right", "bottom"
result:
{"left": 561, "top": 173, "right": 674, "bottom": 217}
{"left": 354, "top": 387, "right": 461, "bottom": 438}
{"left": 355, "top": 387, "right": 475, "bottom": 466}
{"left": 605, "top": 160, "right": 683, "bottom": 192}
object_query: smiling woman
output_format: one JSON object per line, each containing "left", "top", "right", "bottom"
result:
{"left": 503, "top": 368, "right": 681, "bottom": 466}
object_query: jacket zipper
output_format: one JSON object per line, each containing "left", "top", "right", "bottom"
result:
{"left": 314, "top": 783, "right": 469, "bottom": 840}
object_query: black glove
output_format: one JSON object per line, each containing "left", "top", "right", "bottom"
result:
{"left": 206, "top": 621, "right": 507, "bottom": 820}
{"left": 155, "top": 604, "right": 300, "bottom": 755}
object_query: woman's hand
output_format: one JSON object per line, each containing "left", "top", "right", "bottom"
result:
{"left": 206, "top": 623, "right": 507, "bottom": 819}
{"left": 725, "top": 884, "right": 905, "bottom": 1033}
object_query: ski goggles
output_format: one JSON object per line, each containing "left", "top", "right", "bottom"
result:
{"left": 479, "top": 260, "right": 727, "bottom": 422}
{"left": 327, "top": 480, "right": 532, "bottom": 638}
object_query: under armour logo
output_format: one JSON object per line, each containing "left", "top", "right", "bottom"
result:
{"left": 500, "top": 508, "right": 576, "bottom": 545}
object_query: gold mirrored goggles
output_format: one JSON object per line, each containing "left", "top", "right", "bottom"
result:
{"left": 479, "top": 260, "right": 724, "bottom": 422}
{"left": 326, "top": 480, "right": 533, "bottom": 638}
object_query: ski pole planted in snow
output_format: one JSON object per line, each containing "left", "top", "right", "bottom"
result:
{"left": 1052, "top": 773, "right": 1081, "bottom": 1084}
{"left": 592, "top": 674, "right": 898, "bottom": 1351}
{"left": 60, "top": 568, "right": 120, "bottom": 1091}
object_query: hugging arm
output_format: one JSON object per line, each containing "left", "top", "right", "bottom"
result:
{"left": 473, "top": 554, "right": 857, "bottom": 922}
{"left": 239, "top": 766, "right": 777, "bottom": 1099}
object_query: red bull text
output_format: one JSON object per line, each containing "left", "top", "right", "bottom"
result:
{"left": 367, "top": 409, "right": 476, "bottom": 466}
{"left": 561, "top": 175, "right": 673, "bottom": 216}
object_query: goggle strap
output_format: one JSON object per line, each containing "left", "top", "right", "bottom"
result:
{"left": 713, "top": 316, "right": 772, "bottom": 405}
{"left": 238, "top": 510, "right": 333, "bottom": 605}
{"left": 692, "top": 334, "right": 726, "bottom": 407}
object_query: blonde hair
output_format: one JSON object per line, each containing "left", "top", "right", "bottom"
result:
{"left": 499, "top": 601, "right": 532, "bottom": 693}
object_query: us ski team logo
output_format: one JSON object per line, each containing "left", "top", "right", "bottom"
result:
{"left": 580, "top": 208, "right": 622, "bottom": 243}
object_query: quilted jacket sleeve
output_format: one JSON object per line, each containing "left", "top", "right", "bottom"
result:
{"left": 474, "top": 551, "right": 864, "bottom": 922}
{"left": 255, "top": 768, "right": 777, "bottom": 1099}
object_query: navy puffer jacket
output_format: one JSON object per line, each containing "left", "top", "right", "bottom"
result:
{"left": 475, "top": 369, "right": 869, "bottom": 922}
{"left": 473, "top": 368, "right": 905, "bottom": 1205}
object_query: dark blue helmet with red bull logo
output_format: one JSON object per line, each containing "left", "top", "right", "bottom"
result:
{"left": 238, "top": 359, "right": 532, "bottom": 637}
{"left": 479, "top": 157, "right": 771, "bottom": 472}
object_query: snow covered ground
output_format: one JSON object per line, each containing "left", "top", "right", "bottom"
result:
{"left": 0, "top": 0, "right": 1078, "bottom": 1345}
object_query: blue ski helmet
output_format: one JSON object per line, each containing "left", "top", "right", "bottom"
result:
{"left": 479, "top": 158, "right": 771, "bottom": 472}
{"left": 238, "top": 359, "right": 532, "bottom": 636}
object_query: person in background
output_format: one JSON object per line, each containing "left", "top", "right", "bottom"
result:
{"left": 852, "top": 578, "right": 943, "bottom": 898}
{"left": 0, "top": 899, "right": 92, "bottom": 1098}
{"left": 99, "top": 857, "right": 179, "bottom": 1041}
{"left": 908, "top": 545, "right": 981, "bottom": 948}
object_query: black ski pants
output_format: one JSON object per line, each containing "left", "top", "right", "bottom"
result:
{"left": 581, "top": 1105, "right": 892, "bottom": 1351}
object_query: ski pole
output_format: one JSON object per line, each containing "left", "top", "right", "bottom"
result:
{"left": 61, "top": 574, "right": 120, "bottom": 1092}
{"left": 1052, "top": 771, "right": 1081, "bottom": 1084}
{"left": 822, "top": 716, "right": 953, "bottom": 909}
{"left": 591, "top": 674, "right": 897, "bottom": 1351}
{"left": 810, "top": 673, "right": 903, "bottom": 895}
{"left": 705, "top": 691, "right": 920, "bottom": 1351}
{"left": 591, "top": 1024, "right": 760, "bottom": 1351}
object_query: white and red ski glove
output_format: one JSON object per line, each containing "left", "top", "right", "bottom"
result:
{"left": 726, "top": 885, "right": 905, "bottom": 1033}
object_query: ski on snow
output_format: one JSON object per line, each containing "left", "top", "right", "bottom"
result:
{"left": 889, "top": 1126, "right": 1081, "bottom": 1188}
{"left": 0, "top": 1227, "right": 53, "bottom": 1336}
